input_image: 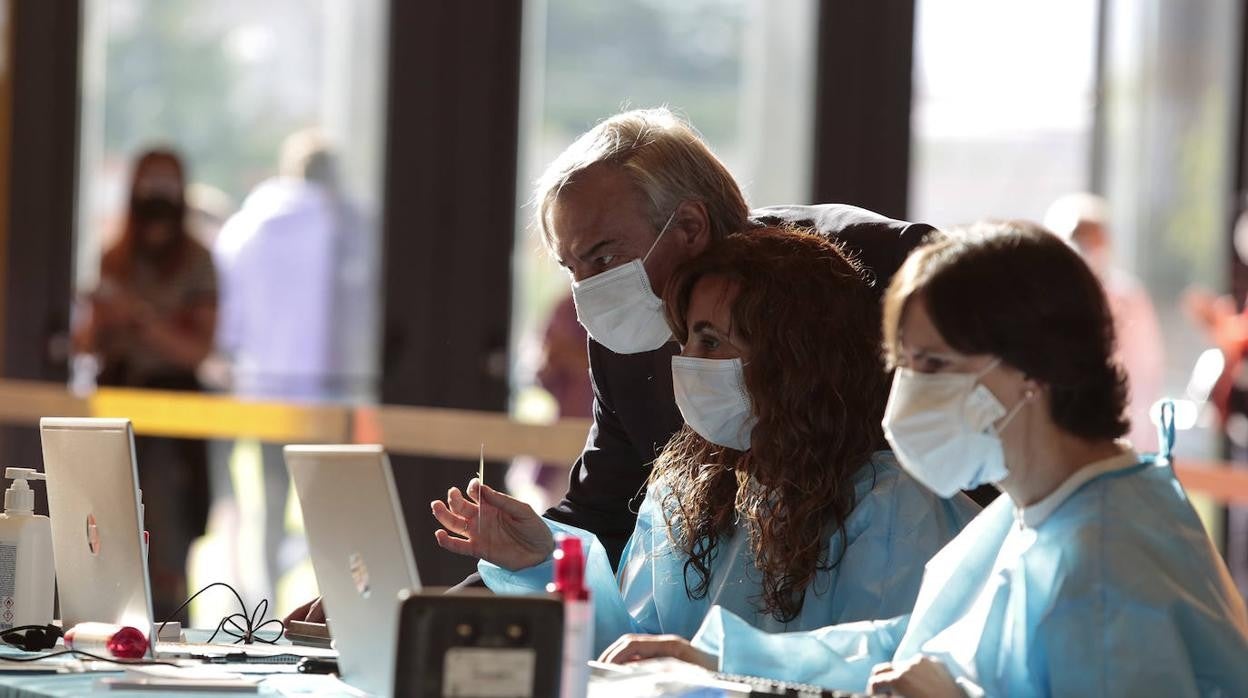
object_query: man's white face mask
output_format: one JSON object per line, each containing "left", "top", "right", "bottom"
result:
{"left": 671, "top": 356, "right": 755, "bottom": 451}
{"left": 882, "top": 359, "right": 1030, "bottom": 497}
{"left": 570, "top": 211, "right": 677, "bottom": 354}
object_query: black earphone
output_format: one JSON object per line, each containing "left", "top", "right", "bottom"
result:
{"left": 1, "top": 624, "right": 62, "bottom": 652}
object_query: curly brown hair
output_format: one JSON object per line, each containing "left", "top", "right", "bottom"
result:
{"left": 654, "top": 226, "right": 888, "bottom": 622}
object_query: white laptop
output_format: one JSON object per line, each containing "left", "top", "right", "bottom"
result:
{"left": 284, "top": 444, "right": 421, "bottom": 696}
{"left": 39, "top": 417, "right": 156, "bottom": 647}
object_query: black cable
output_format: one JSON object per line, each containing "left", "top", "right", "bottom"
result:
{"left": 158, "top": 582, "right": 285, "bottom": 645}
{"left": 0, "top": 648, "right": 178, "bottom": 666}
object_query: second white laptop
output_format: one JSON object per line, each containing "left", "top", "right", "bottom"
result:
{"left": 284, "top": 444, "right": 421, "bottom": 696}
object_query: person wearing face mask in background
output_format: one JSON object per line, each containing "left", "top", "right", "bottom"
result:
{"left": 430, "top": 228, "right": 979, "bottom": 657}
{"left": 1044, "top": 193, "right": 1164, "bottom": 451}
{"left": 72, "top": 148, "right": 218, "bottom": 623}
{"left": 605, "top": 221, "right": 1248, "bottom": 697}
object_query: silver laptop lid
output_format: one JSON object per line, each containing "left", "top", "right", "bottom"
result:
{"left": 284, "top": 444, "right": 420, "bottom": 696}
{"left": 39, "top": 417, "right": 154, "bottom": 638}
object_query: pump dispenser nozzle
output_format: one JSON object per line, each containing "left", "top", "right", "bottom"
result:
{"left": 4, "top": 468, "right": 46, "bottom": 515}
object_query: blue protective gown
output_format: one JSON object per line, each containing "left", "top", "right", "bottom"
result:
{"left": 479, "top": 451, "right": 980, "bottom": 657}
{"left": 693, "top": 450, "right": 1248, "bottom": 697}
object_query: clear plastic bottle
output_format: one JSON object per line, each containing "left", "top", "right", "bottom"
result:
{"left": 0, "top": 468, "right": 54, "bottom": 630}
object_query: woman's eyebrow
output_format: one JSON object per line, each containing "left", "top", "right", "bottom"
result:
{"left": 691, "top": 320, "right": 727, "bottom": 336}
{"left": 913, "top": 348, "right": 960, "bottom": 362}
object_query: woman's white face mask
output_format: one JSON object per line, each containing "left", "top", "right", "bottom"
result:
{"left": 671, "top": 356, "right": 755, "bottom": 451}
{"left": 882, "top": 359, "right": 1029, "bottom": 497}
{"left": 570, "top": 211, "right": 678, "bottom": 355}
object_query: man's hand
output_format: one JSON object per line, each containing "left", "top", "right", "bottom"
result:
{"left": 867, "top": 656, "right": 964, "bottom": 698}
{"left": 598, "top": 634, "right": 717, "bottom": 671}
{"left": 431, "top": 478, "right": 555, "bottom": 571}
{"left": 283, "top": 596, "right": 325, "bottom": 625}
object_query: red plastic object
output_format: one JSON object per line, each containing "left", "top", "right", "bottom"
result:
{"left": 65, "top": 623, "right": 149, "bottom": 659}
{"left": 548, "top": 534, "right": 588, "bottom": 601}
{"left": 105, "top": 625, "right": 149, "bottom": 659}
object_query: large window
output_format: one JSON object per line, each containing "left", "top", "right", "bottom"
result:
{"left": 1101, "top": 0, "right": 1240, "bottom": 419}
{"left": 74, "top": 0, "right": 388, "bottom": 622}
{"left": 911, "top": 0, "right": 1242, "bottom": 551}
{"left": 511, "top": 0, "right": 816, "bottom": 393}
{"left": 508, "top": 0, "right": 817, "bottom": 507}
{"left": 76, "top": 0, "right": 387, "bottom": 400}
{"left": 1100, "top": 0, "right": 1241, "bottom": 560}
{"left": 909, "top": 0, "right": 1100, "bottom": 227}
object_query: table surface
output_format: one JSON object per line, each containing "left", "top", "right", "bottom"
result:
{"left": 0, "top": 631, "right": 783, "bottom": 697}
{"left": 0, "top": 630, "right": 359, "bottom": 697}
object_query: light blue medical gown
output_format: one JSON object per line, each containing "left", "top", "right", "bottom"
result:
{"left": 479, "top": 451, "right": 979, "bottom": 656}
{"left": 694, "top": 454, "right": 1248, "bottom": 696}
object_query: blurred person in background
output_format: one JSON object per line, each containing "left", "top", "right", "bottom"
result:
{"left": 1045, "top": 193, "right": 1164, "bottom": 451}
{"left": 1185, "top": 201, "right": 1248, "bottom": 599}
{"left": 506, "top": 294, "right": 592, "bottom": 510}
{"left": 72, "top": 147, "right": 217, "bottom": 623}
{"left": 214, "top": 128, "right": 369, "bottom": 603}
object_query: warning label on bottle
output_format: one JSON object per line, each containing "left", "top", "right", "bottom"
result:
{"left": 0, "top": 542, "right": 16, "bottom": 631}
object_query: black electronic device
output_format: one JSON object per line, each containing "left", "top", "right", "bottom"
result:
{"left": 392, "top": 589, "right": 563, "bottom": 697}
{"left": 0, "top": 624, "right": 62, "bottom": 652}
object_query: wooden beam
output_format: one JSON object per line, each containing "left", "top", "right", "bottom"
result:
{"left": 355, "top": 404, "right": 588, "bottom": 465}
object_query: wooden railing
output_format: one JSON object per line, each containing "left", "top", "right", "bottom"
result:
{"left": 0, "top": 380, "right": 590, "bottom": 465}
{"left": 1, "top": 380, "right": 1246, "bottom": 503}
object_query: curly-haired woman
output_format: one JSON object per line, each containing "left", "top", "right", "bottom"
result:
{"left": 431, "top": 226, "right": 979, "bottom": 655}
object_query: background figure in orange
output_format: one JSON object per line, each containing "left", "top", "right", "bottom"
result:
{"left": 1045, "top": 193, "right": 1165, "bottom": 451}
{"left": 72, "top": 148, "right": 218, "bottom": 623}
{"left": 1185, "top": 204, "right": 1248, "bottom": 600}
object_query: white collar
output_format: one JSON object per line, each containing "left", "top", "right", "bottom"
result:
{"left": 1016, "top": 447, "right": 1139, "bottom": 528}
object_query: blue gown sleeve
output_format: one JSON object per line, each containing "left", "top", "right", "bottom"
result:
{"left": 477, "top": 514, "right": 654, "bottom": 657}
{"left": 693, "top": 606, "right": 909, "bottom": 691}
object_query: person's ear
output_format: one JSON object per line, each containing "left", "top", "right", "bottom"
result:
{"left": 673, "top": 200, "right": 712, "bottom": 255}
{"left": 1021, "top": 375, "right": 1043, "bottom": 403}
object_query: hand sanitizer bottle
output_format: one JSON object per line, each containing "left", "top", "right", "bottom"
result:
{"left": 547, "top": 534, "right": 592, "bottom": 698}
{"left": 0, "top": 468, "right": 53, "bottom": 629}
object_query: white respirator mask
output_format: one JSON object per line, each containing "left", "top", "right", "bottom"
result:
{"left": 671, "top": 356, "right": 756, "bottom": 451}
{"left": 882, "top": 359, "right": 1030, "bottom": 497}
{"left": 571, "top": 211, "right": 678, "bottom": 355}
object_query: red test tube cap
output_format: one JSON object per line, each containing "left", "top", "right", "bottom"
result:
{"left": 549, "top": 534, "right": 588, "bottom": 601}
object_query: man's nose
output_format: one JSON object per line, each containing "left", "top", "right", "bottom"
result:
{"left": 569, "top": 264, "right": 594, "bottom": 284}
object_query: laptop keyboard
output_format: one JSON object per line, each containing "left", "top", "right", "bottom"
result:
{"left": 711, "top": 671, "right": 881, "bottom": 697}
